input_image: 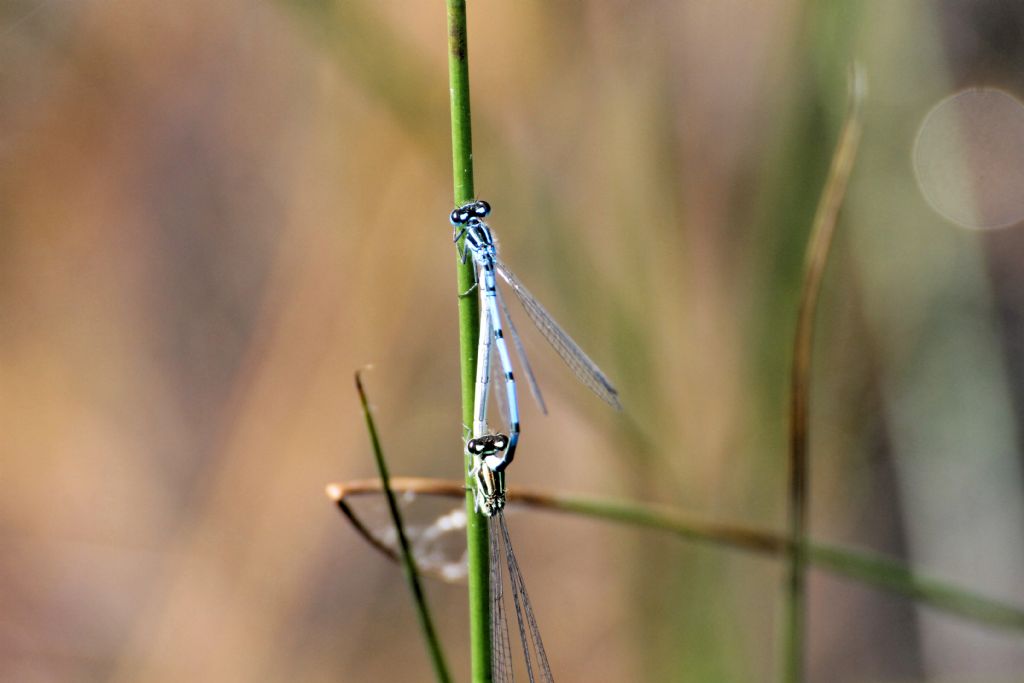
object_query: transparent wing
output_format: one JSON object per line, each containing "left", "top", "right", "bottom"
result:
{"left": 495, "top": 259, "right": 621, "bottom": 410}
{"left": 497, "top": 287, "right": 548, "bottom": 416}
{"left": 344, "top": 493, "right": 469, "bottom": 582}
{"left": 490, "top": 516, "right": 516, "bottom": 683}
{"left": 498, "top": 513, "right": 555, "bottom": 683}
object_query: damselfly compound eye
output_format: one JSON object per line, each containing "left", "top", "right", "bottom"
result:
{"left": 493, "top": 436, "right": 507, "bottom": 449}
{"left": 449, "top": 209, "right": 461, "bottom": 225}
{"left": 473, "top": 200, "right": 490, "bottom": 217}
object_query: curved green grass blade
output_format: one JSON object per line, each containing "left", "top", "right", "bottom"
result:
{"left": 354, "top": 372, "right": 453, "bottom": 683}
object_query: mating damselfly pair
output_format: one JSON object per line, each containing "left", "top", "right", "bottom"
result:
{"left": 453, "top": 199, "right": 620, "bottom": 682}
{"left": 332, "top": 201, "right": 619, "bottom": 681}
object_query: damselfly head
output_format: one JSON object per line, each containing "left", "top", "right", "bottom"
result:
{"left": 450, "top": 200, "right": 491, "bottom": 226}
{"left": 466, "top": 432, "right": 509, "bottom": 456}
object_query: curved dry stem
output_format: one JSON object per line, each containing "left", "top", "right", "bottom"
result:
{"left": 784, "top": 65, "right": 866, "bottom": 683}
{"left": 327, "top": 476, "right": 1024, "bottom": 634}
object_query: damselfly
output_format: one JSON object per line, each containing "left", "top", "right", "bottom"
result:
{"left": 451, "top": 200, "right": 621, "bottom": 470}
{"left": 455, "top": 199, "right": 620, "bottom": 681}
{"left": 467, "top": 433, "right": 554, "bottom": 683}
{"left": 463, "top": 242, "right": 557, "bottom": 682}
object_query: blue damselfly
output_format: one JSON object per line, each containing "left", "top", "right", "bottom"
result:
{"left": 451, "top": 199, "right": 621, "bottom": 470}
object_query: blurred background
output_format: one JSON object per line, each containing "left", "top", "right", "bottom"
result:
{"left": 3, "top": 1, "right": 1024, "bottom": 681}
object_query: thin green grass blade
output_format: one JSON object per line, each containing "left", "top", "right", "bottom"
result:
{"left": 354, "top": 372, "right": 453, "bottom": 683}
{"left": 807, "top": 543, "right": 1024, "bottom": 632}
{"left": 547, "top": 493, "right": 1024, "bottom": 633}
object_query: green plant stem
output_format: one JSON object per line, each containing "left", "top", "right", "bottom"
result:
{"left": 444, "top": 1, "right": 491, "bottom": 681}
{"left": 354, "top": 373, "right": 452, "bottom": 683}
{"left": 330, "top": 477, "right": 1024, "bottom": 633}
{"left": 784, "top": 67, "right": 864, "bottom": 683}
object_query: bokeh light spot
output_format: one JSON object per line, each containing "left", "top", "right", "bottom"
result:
{"left": 913, "top": 88, "right": 1024, "bottom": 230}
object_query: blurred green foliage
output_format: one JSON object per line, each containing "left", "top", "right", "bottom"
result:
{"left": 2, "top": 0, "right": 1024, "bottom": 681}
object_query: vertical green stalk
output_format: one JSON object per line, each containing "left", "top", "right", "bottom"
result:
{"left": 355, "top": 372, "right": 452, "bottom": 683}
{"left": 782, "top": 68, "right": 863, "bottom": 683}
{"left": 445, "top": 1, "right": 491, "bottom": 680}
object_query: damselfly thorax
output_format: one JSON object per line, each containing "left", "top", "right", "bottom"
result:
{"left": 467, "top": 433, "right": 509, "bottom": 516}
